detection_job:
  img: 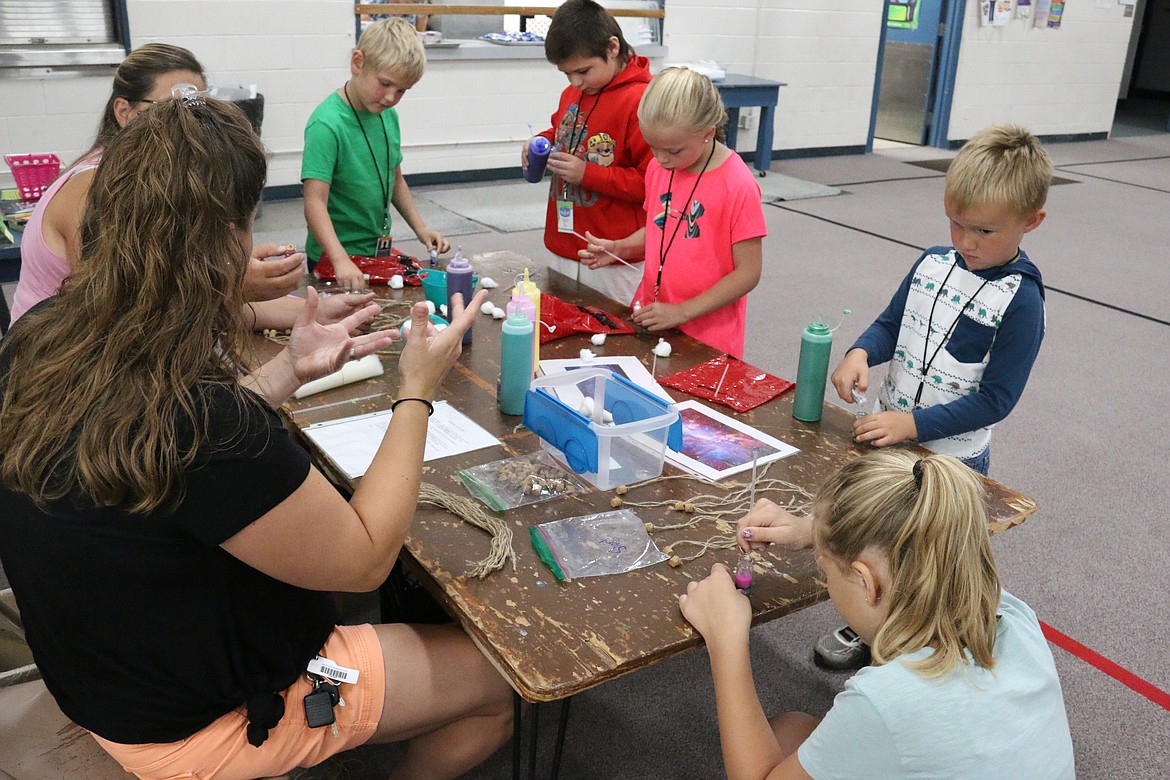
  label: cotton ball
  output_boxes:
[590,333,607,346]
[602,410,614,424]
[579,397,595,416]
[480,301,496,315]
[439,304,448,318]
[491,307,506,320]
[424,300,435,315]
[652,338,672,358]
[479,276,499,289]
[388,274,404,289]
[579,348,595,363]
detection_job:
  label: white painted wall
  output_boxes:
[0,0,1145,192]
[948,0,1137,139]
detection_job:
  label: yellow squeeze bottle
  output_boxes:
[513,269,541,372]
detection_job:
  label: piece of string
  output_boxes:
[613,461,815,570]
[418,482,517,578]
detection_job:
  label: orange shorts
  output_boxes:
[92,623,385,780]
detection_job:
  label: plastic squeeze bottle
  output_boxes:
[445,247,475,344]
[498,312,535,415]
[512,269,541,371]
[792,315,834,422]
[524,137,552,183]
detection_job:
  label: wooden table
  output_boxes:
[267,250,1036,776]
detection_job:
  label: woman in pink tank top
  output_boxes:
[10,44,207,323]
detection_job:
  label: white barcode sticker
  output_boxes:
[307,655,360,685]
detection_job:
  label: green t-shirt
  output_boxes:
[301,91,404,261]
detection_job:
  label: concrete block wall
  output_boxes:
[662,0,882,152]
[0,0,1143,191]
[949,0,1137,139]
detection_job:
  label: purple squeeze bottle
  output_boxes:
[524,137,551,183]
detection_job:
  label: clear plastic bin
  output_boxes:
[523,367,681,490]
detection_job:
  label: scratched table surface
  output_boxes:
[258,250,1037,703]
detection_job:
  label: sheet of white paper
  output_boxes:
[304,401,499,480]
[538,356,673,408]
[665,400,799,481]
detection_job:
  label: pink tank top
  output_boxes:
[9,154,102,323]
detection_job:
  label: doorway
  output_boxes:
[872,0,964,147]
[1118,0,1170,134]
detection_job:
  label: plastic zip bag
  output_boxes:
[458,450,591,512]
[529,509,668,581]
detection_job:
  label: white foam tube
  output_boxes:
[293,354,384,399]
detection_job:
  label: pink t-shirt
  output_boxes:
[10,154,102,323]
[635,151,766,358]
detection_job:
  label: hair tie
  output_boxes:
[171,82,207,107]
[912,459,925,490]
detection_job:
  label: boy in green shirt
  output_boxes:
[302,18,448,289]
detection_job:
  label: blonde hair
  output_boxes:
[638,67,728,143]
[0,98,267,514]
[946,124,1053,217]
[813,450,1001,677]
[358,18,426,83]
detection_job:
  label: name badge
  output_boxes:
[556,200,574,233]
[375,235,393,258]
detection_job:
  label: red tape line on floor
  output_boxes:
[1040,620,1170,712]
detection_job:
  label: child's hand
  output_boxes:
[546,151,586,185]
[520,140,531,170]
[852,410,917,447]
[331,257,367,290]
[243,246,304,302]
[288,287,395,383]
[578,230,619,270]
[416,228,450,256]
[315,290,379,330]
[632,301,689,331]
[678,564,751,644]
[737,499,814,553]
[831,348,870,404]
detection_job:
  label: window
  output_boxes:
[0,0,129,77]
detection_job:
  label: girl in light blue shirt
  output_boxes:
[678,450,1075,780]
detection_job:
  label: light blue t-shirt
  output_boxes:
[798,592,1075,779]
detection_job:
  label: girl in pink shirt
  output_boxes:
[580,67,766,358]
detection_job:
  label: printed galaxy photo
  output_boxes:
[666,401,799,480]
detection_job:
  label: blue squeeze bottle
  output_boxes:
[524,137,551,183]
[445,247,475,344]
[498,312,535,415]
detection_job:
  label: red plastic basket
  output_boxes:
[4,153,62,202]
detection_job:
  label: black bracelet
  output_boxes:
[391,397,435,416]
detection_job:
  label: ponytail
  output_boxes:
[814,450,1001,676]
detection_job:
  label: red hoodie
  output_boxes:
[538,54,652,262]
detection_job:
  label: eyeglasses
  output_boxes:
[134,83,209,106]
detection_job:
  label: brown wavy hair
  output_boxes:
[813,450,1001,677]
[78,42,206,164]
[0,97,267,513]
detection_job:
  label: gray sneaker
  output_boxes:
[814,626,870,671]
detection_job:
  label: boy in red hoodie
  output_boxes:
[522,0,652,303]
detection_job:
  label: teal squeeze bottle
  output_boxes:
[499,312,535,415]
[792,316,834,422]
[445,247,474,344]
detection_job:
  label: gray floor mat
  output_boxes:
[423,183,550,233]
[758,173,842,201]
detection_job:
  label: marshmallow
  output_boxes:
[652,338,672,357]
[388,274,404,289]
[590,333,607,346]
[479,277,499,289]
[579,348,595,362]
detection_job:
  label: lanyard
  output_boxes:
[559,88,604,199]
[653,142,717,302]
[914,258,992,406]
[344,81,391,233]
